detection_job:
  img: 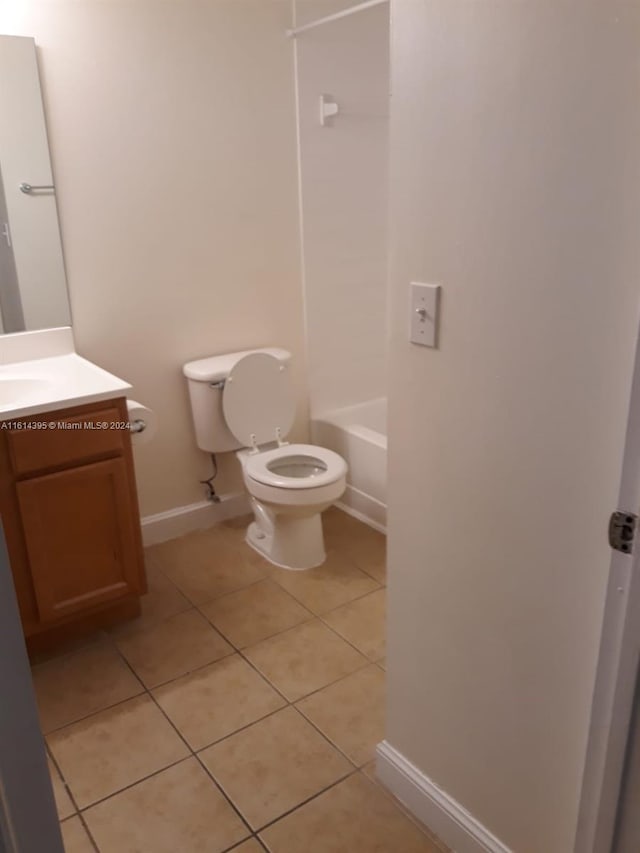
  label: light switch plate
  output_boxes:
[410,282,440,347]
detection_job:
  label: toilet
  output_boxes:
[183,348,347,570]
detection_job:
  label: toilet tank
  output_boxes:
[183,347,291,454]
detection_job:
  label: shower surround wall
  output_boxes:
[294,0,389,528]
[294,0,389,417]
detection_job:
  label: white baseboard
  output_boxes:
[376,742,512,853]
[141,493,251,546]
[336,484,386,533]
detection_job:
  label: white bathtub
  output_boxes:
[311,397,387,531]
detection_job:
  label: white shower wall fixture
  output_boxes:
[294,0,390,529]
[287,0,389,38]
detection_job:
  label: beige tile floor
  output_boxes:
[34,508,447,853]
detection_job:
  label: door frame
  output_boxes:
[575,320,640,853]
[0,520,63,853]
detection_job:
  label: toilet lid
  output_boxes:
[222,353,296,447]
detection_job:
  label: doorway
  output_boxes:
[613,668,640,852]
[0,521,63,853]
[576,321,640,853]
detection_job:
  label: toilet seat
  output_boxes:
[245,443,347,490]
[224,353,346,492]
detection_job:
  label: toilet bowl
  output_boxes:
[183,348,348,570]
[238,443,347,569]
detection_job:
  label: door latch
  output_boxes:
[609,511,638,554]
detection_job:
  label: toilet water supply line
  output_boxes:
[200,453,221,503]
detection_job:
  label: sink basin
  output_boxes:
[0,352,131,420]
[0,377,53,408]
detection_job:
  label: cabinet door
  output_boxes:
[16,458,142,623]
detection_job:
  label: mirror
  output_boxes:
[0,35,70,333]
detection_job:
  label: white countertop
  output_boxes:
[0,353,131,420]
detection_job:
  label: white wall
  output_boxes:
[295,0,388,415]
[0,35,69,330]
[385,2,640,852]
[0,1,307,516]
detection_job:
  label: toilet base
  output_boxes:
[245,515,326,571]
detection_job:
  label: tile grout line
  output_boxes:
[45,513,387,847]
[204,617,374,768]
[39,619,252,836]
[177,592,370,713]
[62,610,368,835]
[45,634,371,760]
[267,580,384,622]
[192,753,256,847]
[122,515,384,668]
[111,598,376,705]
[75,755,192,814]
[45,621,380,759]
[109,645,256,840]
[179,573,274,610]
[150,514,384,611]
[315,609,386,663]
[154,543,388,840]
[49,733,99,853]
[254,761,440,849]
[146,521,273,604]
[178,616,381,790]
[193,584,385,695]
[255,769,362,838]
[176,611,368,771]
[75,810,100,852]
[292,700,379,769]
[42,685,146,738]
[48,603,382,781]
[31,630,112,669]
[362,764,453,851]
[220,765,360,839]
[46,743,91,847]
[207,591,384,687]
[194,572,303,609]
[354,565,386,584]
[134,644,237,691]
[56,705,385,852]
[42,623,381,743]
[175,564,382,625]
[222,837,267,853]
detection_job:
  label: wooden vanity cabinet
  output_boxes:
[0,397,146,653]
